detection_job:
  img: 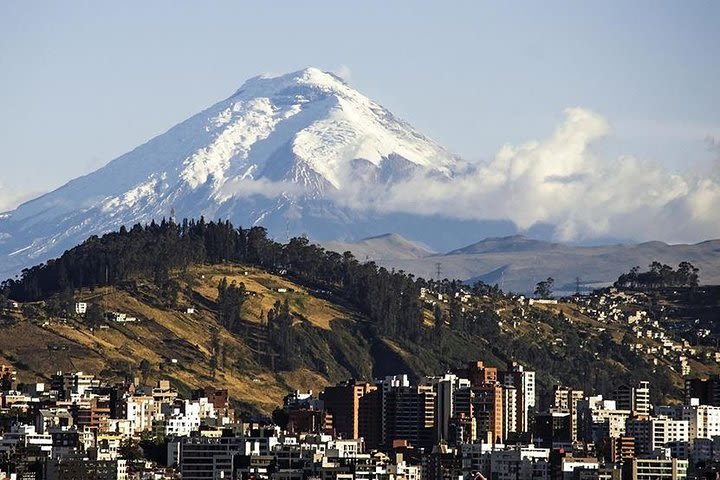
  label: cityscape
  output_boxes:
[2,2,719,480]
[1,357,720,479]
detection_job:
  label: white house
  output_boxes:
[74,302,87,315]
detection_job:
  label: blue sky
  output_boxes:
[1,0,719,212]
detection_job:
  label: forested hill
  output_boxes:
[0,218,712,410]
[3,218,424,341]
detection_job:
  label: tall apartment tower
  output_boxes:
[358,388,383,449]
[685,376,720,406]
[613,381,651,416]
[380,374,411,445]
[423,374,472,442]
[472,383,504,444]
[502,362,536,433]
[464,361,498,387]
[502,385,518,441]
[321,380,377,439]
[551,385,584,441]
[384,385,437,449]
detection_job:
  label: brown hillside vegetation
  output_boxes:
[0,264,358,414]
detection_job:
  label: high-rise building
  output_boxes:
[502,362,536,433]
[502,385,518,441]
[358,387,382,449]
[610,435,636,463]
[535,411,572,448]
[423,374,471,442]
[472,383,504,444]
[380,374,411,445]
[321,380,377,440]
[612,381,651,416]
[626,416,689,458]
[178,436,246,480]
[384,385,436,449]
[655,404,720,441]
[552,385,584,442]
[685,376,720,407]
[464,361,498,387]
[621,458,688,480]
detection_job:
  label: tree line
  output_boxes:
[614,261,700,290]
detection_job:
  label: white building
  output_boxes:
[656,404,720,441]
[488,445,550,480]
[126,395,157,433]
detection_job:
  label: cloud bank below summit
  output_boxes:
[358,107,720,243]
[234,107,719,244]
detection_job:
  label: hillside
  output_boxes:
[1,221,718,414]
[3,267,718,415]
[0,265,346,414]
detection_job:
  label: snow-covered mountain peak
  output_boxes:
[235,67,351,99]
[0,68,460,279]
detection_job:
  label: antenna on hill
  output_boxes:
[576,276,581,295]
[285,220,290,242]
[435,262,442,280]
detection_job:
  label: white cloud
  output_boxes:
[329,107,720,243]
[0,184,40,213]
[334,64,352,81]
[215,177,302,202]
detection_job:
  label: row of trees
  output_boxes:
[615,261,700,290]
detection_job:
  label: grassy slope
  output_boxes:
[1,264,718,414]
[0,264,355,414]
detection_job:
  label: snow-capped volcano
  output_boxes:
[0,67,459,278]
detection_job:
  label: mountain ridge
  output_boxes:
[330,233,720,293]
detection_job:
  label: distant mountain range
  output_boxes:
[325,234,720,294]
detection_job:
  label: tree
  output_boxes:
[534,277,554,298]
[86,303,104,330]
[267,299,295,370]
[0,290,6,316]
[119,438,144,461]
[209,327,220,378]
[139,359,151,384]
[449,299,465,332]
[217,279,246,331]
[432,304,447,354]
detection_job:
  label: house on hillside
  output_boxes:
[107,312,137,323]
[75,302,87,315]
